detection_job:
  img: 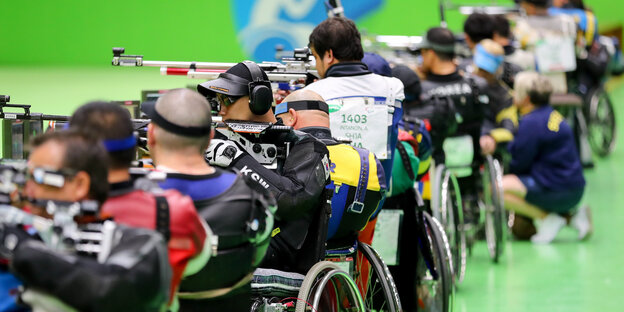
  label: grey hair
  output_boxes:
[153,88,212,154]
[513,71,553,105]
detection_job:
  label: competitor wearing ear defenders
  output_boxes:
[198,62,332,274]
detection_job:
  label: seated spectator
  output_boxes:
[502,72,591,244]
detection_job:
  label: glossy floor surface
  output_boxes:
[455,80,624,312]
[0,67,622,312]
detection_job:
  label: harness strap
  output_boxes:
[177,272,254,300]
[396,142,416,181]
[155,196,170,241]
[348,148,370,214]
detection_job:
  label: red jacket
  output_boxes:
[101,182,208,304]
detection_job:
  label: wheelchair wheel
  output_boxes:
[481,155,506,263]
[587,87,616,157]
[355,243,402,312]
[295,261,364,312]
[431,164,467,285]
[417,211,454,312]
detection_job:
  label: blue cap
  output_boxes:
[362,52,392,77]
[474,44,504,74]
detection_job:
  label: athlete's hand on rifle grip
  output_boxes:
[0,223,30,260]
[205,139,245,168]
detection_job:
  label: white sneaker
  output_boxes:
[571,204,593,240]
[531,214,566,244]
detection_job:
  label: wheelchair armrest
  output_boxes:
[550,93,584,108]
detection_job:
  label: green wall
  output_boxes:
[1,0,621,66]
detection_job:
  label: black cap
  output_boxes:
[197,62,270,98]
[391,65,421,100]
[520,0,549,7]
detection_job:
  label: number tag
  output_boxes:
[329,99,389,159]
[443,135,474,178]
[371,209,403,266]
[535,35,577,73]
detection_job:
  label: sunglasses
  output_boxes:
[27,166,78,188]
[215,93,239,109]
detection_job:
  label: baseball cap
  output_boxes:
[197,62,269,98]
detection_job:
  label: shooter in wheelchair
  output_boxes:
[0,130,172,312]
[405,26,510,285]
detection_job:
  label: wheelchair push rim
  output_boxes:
[417,211,455,312]
[434,165,467,285]
[481,155,506,263]
[295,261,365,312]
[587,88,616,157]
[355,242,402,312]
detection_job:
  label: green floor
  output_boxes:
[1,67,622,311]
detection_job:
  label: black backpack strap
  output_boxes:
[155,196,171,241]
[396,142,416,181]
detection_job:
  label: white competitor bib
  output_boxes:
[328,97,392,159]
[535,35,577,73]
[443,135,474,178]
[371,209,403,266]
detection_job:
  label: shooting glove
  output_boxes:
[205,139,245,168]
[0,224,31,260]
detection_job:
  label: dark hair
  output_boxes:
[426,27,456,61]
[522,0,549,8]
[464,13,495,43]
[567,0,586,9]
[309,17,364,62]
[31,130,109,203]
[70,102,134,170]
[493,15,511,38]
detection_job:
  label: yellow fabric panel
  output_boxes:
[585,11,596,46]
[326,144,382,191]
[422,180,431,200]
[496,106,518,127]
[490,128,514,143]
[418,155,432,176]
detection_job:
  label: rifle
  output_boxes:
[0,95,70,122]
[111,47,319,83]
[0,161,107,257]
[325,0,345,18]
[212,119,293,170]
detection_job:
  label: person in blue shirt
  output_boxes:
[502,72,591,244]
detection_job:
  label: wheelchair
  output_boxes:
[250,240,402,312]
[430,134,507,267]
[585,85,617,157]
[376,187,454,312]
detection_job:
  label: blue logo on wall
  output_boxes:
[232,0,383,61]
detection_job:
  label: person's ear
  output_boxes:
[324,49,335,64]
[71,171,90,201]
[147,123,156,147]
[289,108,298,126]
[210,128,215,140]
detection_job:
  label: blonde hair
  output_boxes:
[479,39,504,56]
[513,71,553,105]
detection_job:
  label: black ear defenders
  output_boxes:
[242,61,274,115]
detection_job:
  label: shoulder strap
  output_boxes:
[154,196,170,241]
[396,142,416,181]
[348,147,370,214]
